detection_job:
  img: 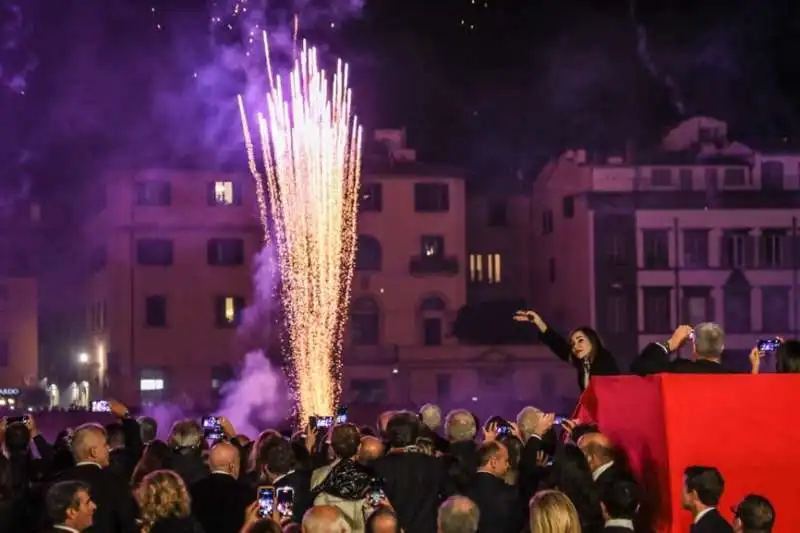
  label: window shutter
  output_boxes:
[207,182,216,206]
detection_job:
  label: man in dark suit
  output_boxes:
[465,440,523,533]
[266,437,312,524]
[44,480,96,532]
[732,494,775,533]
[56,424,138,533]
[632,323,734,375]
[419,403,450,454]
[578,433,634,487]
[190,441,253,533]
[682,466,733,533]
[599,480,639,532]
[443,409,479,493]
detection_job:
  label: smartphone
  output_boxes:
[91,400,110,413]
[276,486,295,521]
[689,329,696,341]
[554,416,567,426]
[201,415,223,441]
[757,338,782,353]
[315,416,333,430]
[496,423,512,436]
[257,486,275,518]
[366,482,386,507]
[6,415,27,424]
[335,406,348,424]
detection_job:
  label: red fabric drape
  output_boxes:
[574,375,800,533]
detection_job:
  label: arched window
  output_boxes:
[419,296,447,346]
[350,296,380,345]
[355,235,382,271]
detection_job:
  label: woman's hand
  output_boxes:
[513,310,547,332]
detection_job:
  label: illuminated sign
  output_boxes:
[0,388,20,396]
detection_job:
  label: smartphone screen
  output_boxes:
[257,486,275,518]
[335,406,348,424]
[554,416,567,426]
[496,423,512,436]
[6,415,25,424]
[276,486,295,521]
[316,416,333,430]
[366,483,385,507]
[757,338,782,353]
[201,416,223,441]
[91,400,110,413]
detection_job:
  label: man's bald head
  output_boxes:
[358,436,385,464]
[578,432,615,471]
[302,505,351,533]
[438,496,479,533]
[366,507,400,533]
[209,441,240,477]
[71,423,109,467]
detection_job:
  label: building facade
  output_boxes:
[531,116,800,370]
[0,277,38,389]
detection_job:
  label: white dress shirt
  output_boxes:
[694,507,715,524]
[53,525,80,533]
[605,518,634,530]
[592,460,615,481]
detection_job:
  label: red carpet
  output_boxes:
[574,375,799,533]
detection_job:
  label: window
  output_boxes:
[469,254,483,283]
[606,293,626,333]
[651,168,673,186]
[721,231,752,269]
[760,229,787,268]
[355,235,382,271]
[145,295,167,327]
[423,318,442,346]
[436,374,451,402]
[207,238,245,266]
[761,286,790,332]
[724,284,751,333]
[608,234,628,265]
[486,254,501,283]
[211,364,234,391]
[137,239,173,266]
[548,257,556,284]
[350,297,379,345]
[215,296,245,327]
[139,369,167,403]
[704,168,719,189]
[414,183,449,212]
[642,229,670,269]
[679,169,693,190]
[562,196,575,219]
[683,230,709,268]
[682,287,713,324]
[135,181,171,206]
[421,235,445,258]
[90,246,107,272]
[488,201,507,226]
[542,210,554,235]
[359,183,383,212]
[0,340,7,367]
[208,181,241,206]
[761,161,784,190]
[350,379,387,403]
[140,378,164,391]
[723,168,747,187]
[643,287,671,333]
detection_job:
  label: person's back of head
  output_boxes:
[105,422,126,450]
[138,416,158,443]
[330,423,361,460]
[599,481,639,521]
[265,438,295,477]
[497,434,522,470]
[776,340,800,373]
[168,420,203,451]
[694,322,725,360]
[385,412,420,448]
[684,466,725,507]
[302,505,352,533]
[444,410,476,443]
[419,403,442,431]
[515,406,543,441]
[242,518,283,533]
[365,506,400,533]
[437,496,479,533]
[529,490,581,533]
[71,423,106,463]
[734,494,775,533]
[4,421,30,456]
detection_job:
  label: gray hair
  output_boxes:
[71,423,106,461]
[438,496,480,533]
[694,322,725,358]
[302,505,352,533]
[168,419,203,448]
[137,416,158,443]
[444,409,476,442]
[516,406,543,440]
[419,403,442,430]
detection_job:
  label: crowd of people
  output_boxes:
[0,315,789,533]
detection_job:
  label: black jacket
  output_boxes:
[190,472,253,533]
[631,343,734,375]
[538,328,620,391]
[691,509,733,533]
[55,463,138,533]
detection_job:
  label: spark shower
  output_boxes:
[238,32,363,423]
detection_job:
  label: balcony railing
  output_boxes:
[341,344,399,364]
[408,255,459,276]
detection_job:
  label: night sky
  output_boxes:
[2,0,800,203]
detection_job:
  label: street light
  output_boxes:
[78,352,89,365]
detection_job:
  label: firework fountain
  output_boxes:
[238,32,362,423]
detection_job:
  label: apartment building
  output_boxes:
[531,116,800,370]
[0,277,38,390]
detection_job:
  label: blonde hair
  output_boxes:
[136,470,191,533]
[529,490,582,533]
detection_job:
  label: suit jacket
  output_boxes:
[56,463,138,533]
[631,343,733,375]
[691,509,733,533]
[274,470,312,524]
[371,451,454,533]
[539,328,619,391]
[604,526,635,533]
[594,462,635,487]
[465,472,524,533]
[190,472,253,533]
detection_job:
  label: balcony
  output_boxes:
[341,344,399,365]
[408,255,460,276]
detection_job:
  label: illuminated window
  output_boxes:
[140,379,164,391]
[469,254,483,282]
[487,254,501,283]
[215,296,245,327]
[469,254,501,284]
[208,181,241,206]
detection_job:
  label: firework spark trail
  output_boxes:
[239,33,362,422]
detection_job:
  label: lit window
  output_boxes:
[139,379,164,391]
[224,297,236,323]
[469,254,483,282]
[214,181,234,205]
[487,254,502,283]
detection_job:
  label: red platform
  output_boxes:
[574,375,800,533]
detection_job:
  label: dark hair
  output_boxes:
[241,518,282,533]
[599,481,639,520]
[776,340,800,373]
[569,326,605,361]
[105,422,126,449]
[385,412,420,448]
[45,480,90,524]
[735,494,775,533]
[476,441,504,468]
[266,438,295,476]
[4,422,31,455]
[366,506,401,533]
[571,424,600,444]
[359,425,376,437]
[330,424,361,459]
[545,444,603,532]
[131,440,171,487]
[684,466,725,506]
[138,416,158,442]
[497,434,523,470]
